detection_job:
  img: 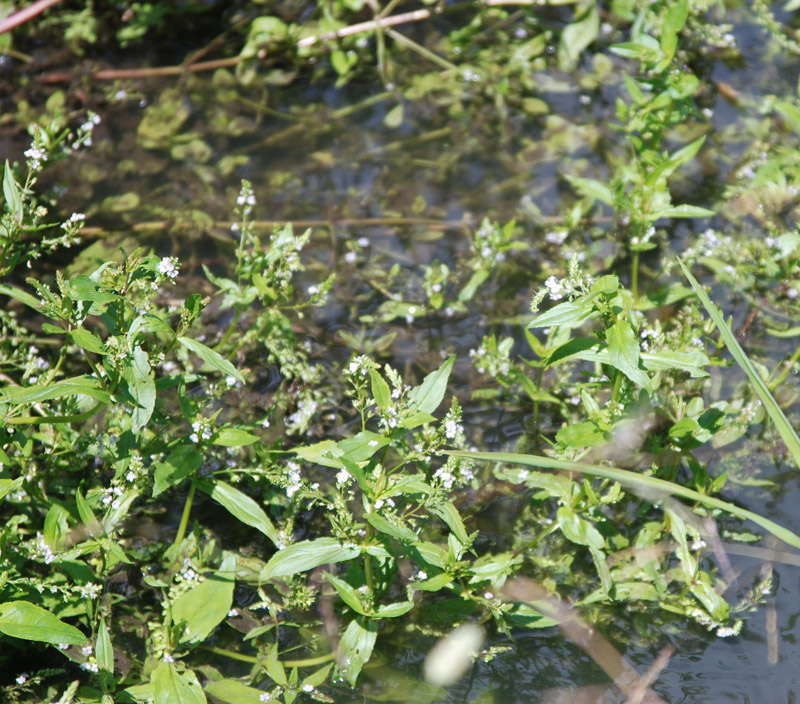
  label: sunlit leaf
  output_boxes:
[408,355,455,415]
[178,337,244,383]
[172,552,236,645]
[195,479,279,546]
[337,618,378,686]
[0,601,85,645]
[123,345,156,432]
[448,450,800,550]
[261,538,360,580]
[152,662,207,704]
[679,259,800,469]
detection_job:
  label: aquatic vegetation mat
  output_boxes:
[2,0,800,702]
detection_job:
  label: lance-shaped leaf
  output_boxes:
[0,601,86,645]
[195,479,279,547]
[261,538,361,580]
[408,355,455,414]
[679,259,800,469]
[447,450,800,550]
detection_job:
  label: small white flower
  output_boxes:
[82,645,93,656]
[16,674,28,684]
[157,256,179,279]
[163,653,174,663]
[357,237,369,247]
[344,251,357,263]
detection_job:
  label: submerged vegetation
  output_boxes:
[3,0,800,701]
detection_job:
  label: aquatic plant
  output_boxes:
[2,1,800,702]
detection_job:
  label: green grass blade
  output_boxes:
[678,259,800,469]
[446,450,800,550]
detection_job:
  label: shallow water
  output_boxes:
[8,3,800,702]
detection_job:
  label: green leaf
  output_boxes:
[659,0,687,65]
[212,428,258,446]
[264,643,288,686]
[430,501,469,543]
[76,488,102,535]
[294,439,342,468]
[365,511,417,542]
[339,431,390,462]
[326,573,368,615]
[96,619,114,676]
[400,411,437,430]
[71,327,105,354]
[3,160,23,223]
[646,135,706,187]
[261,538,361,580]
[564,175,614,205]
[651,204,715,220]
[606,319,651,391]
[0,601,85,645]
[153,443,203,497]
[679,259,800,470]
[0,478,22,501]
[408,355,455,415]
[558,2,599,71]
[121,683,155,702]
[557,506,605,550]
[178,337,244,383]
[777,99,800,137]
[337,618,378,686]
[152,662,207,704]
[448,450,800,550]
[0,282,42,309]
[203,680,266,704]
[641,350,710,378]
[556,421,607,449]
[195,480,279,546]
[412,541,447,569]
[528,301,594,329]
[1,376,111,405]
[123,346,156,432]
[384,103,404,128]
[374,601,414,618]
[172,552,236,645]
[370,369,392,409]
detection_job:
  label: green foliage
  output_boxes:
[5,1,800,701]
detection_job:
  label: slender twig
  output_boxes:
[36,1,540,84]
[0,0,65,36]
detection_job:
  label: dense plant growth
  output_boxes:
[2,0,800,702]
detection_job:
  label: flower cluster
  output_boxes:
[469,335,512,378]
[190,416,214,443]
[236,180,257,218]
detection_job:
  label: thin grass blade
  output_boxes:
[678,259,800,469]
[446,450,800,550]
